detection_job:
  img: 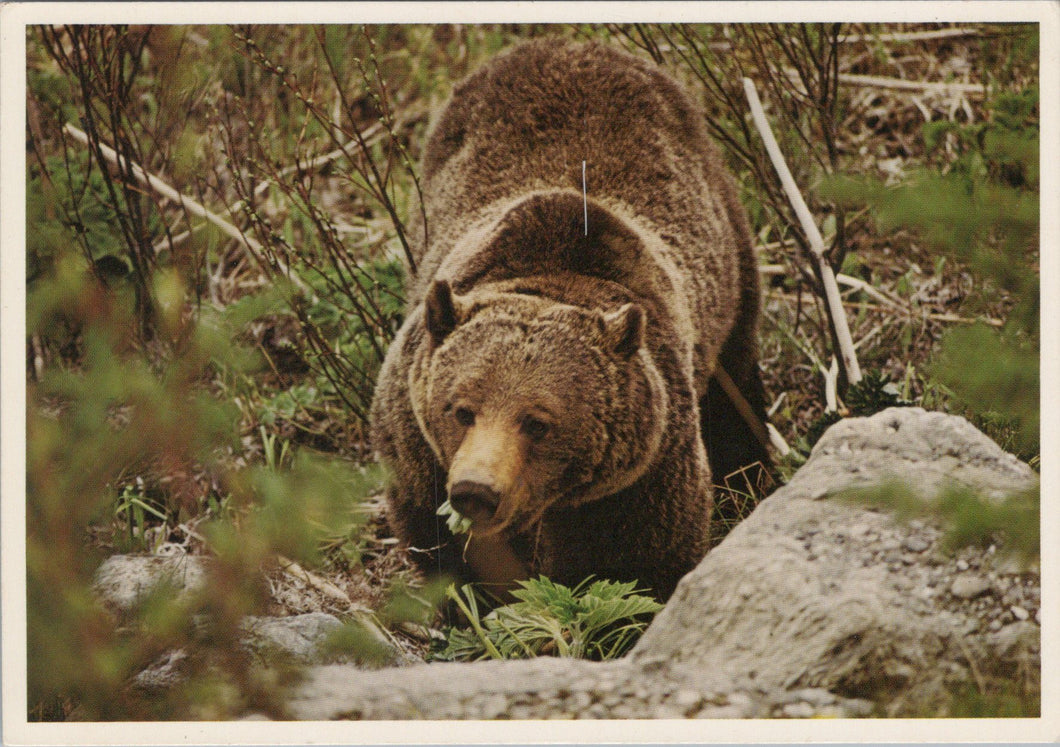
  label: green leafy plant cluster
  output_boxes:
[436,577,663,662]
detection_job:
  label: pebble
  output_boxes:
[956,559,970,571]
[652,705,686,719]
[671,689,702,709]
[727,692,753,710]
[902,536,931,553]
[1011,606,1029,621]
[698,704,746,718]
[843,699,875,717]
[782,702,816,718]
[950,574,991,599]
[781,688,836,707]
[478,694,509,719]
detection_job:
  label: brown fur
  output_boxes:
[371,40,768,601]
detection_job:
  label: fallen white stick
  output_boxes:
[836,73,985,97]
[760,263,906,310]
[824,356,840,414]
[743,78,862,384]
[835,27,979,44]
[784,69,985,97]
[767,423,791,457]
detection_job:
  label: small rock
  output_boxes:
[478,694,509,720]
[726,692,753,710]
[569,691,592,712]
[1011,605,1030,621]
[950,574,991,599]
[782,701,816,718]
[671,689,702,709]
[774,688,836,707]
[698,704,745,718]
[587,703,609,718]
[241,612,347,666]
[841,699,875,718]
[132,649,189,691]
[651,705,686,719]
[989,618,1003,632]
[94,554,209,613]
[902,536,930,553]
[989,621,1040,657]
[956,559,970,571]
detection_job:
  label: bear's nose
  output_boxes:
[449,480,501,522]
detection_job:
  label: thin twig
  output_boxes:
[63,121,317,301]
[762,308,826,372]
[766,391,787,419]
[253,121,385,198]
[743,78,862,384]
[761,263,905,310]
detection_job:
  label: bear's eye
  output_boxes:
[521,415,550,441]
[454,407,475,427]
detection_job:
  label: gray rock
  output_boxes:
[988,621,1040,658]
[241,612,345,665]
[274,409,1037,719]
[950,574,992,599]
[132,649,190,692]
[902,536,931,553]
[782,701,816,718]
[93,554,209,614]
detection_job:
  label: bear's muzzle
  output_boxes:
[449,479,501,523]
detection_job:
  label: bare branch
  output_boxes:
[63,121,317,301]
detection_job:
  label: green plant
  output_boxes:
[113,484,169,553]
[436,577,663,662]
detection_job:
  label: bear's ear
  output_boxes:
[599,303,645,359]
[425,279,463,346]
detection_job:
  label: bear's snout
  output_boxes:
[449,480,501,522]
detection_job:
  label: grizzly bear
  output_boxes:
[370,39,769,601]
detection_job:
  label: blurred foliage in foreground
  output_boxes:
[821,65,1040,461]
[27,252,382,719]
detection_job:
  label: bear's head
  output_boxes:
[413,279,669,535]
